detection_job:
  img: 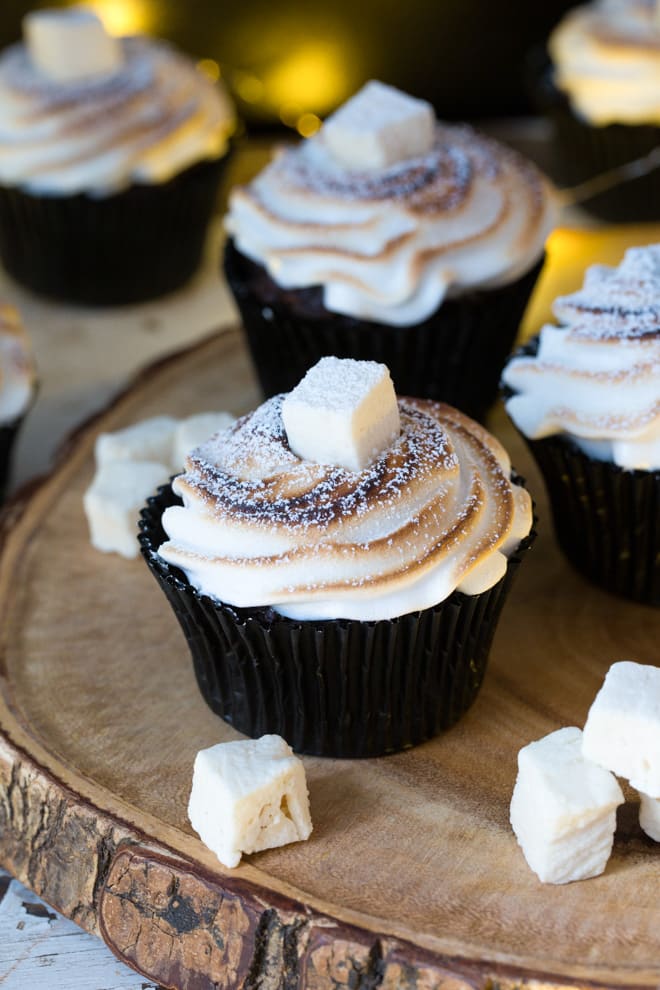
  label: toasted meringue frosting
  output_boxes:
[0,36,235,195]
[157,397,532,621]
[549,0,660,125]
[225,122,555,327]
[0,304,35,424]
[503,244,660,470]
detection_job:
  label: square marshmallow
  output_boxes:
[281,357,400,472]
[95,416,178,469]
[323,80,435,170]
[84,460,171,559]
[510,726,623,884]
[188,735,313,869]
[582,661,660,797]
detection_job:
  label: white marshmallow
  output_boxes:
[95,416,178,470]
[582,661,660,797]
[639,792,660,842]
[322,80,435,171]
[24,8,123,83]
[172,412,236,470]
[282,357,400,472]
[510,726,623,884]
[84,460,170,559]
[188,735,313,869]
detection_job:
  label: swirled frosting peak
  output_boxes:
[157,393,532,621]
[502,244,660,470]
[549,0,660,125]
[0,31,235,194]
[225,112,555,326]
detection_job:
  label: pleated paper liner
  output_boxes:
[224,239,544,424]
[530,53,660,223]
[0,154,230,306]
[139,483,535,758]
[503,338,660,607]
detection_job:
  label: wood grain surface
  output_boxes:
[0,327,659,990]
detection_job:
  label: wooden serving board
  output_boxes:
[1,326,659,990]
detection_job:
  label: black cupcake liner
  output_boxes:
[0,418,21,502]
[139,482,534,758]
[224,239,544,423]
[0,154,230,306]
[503,338,660,606]
[531,53,660,222]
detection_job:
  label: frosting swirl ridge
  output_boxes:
[225,123,555,326]
[157,396,532,620]
[549,0,660,125]
[502,244,660,469]
[0,36,235,194]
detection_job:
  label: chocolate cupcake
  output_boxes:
[0,8,236,305]
[502,244,660,605]
[0,304,36,500]
[140,357,534,757]
[223,81,555,422]
[540,0,660,221]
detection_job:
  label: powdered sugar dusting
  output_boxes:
[554,245,660,340]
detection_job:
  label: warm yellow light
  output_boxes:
[279,102,303,128]
[520,223,660,340]
[233,71,264,105]
[262,42,349,116]
[296,112,322,138]
[81,0,155,35]
[197,58,221,83]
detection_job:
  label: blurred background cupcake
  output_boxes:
[224,81,556,422]
[502,243,660,606]
[140,357,535,757]
[0,6,236,305]
[0,303,35,500]
[537,0,660,222]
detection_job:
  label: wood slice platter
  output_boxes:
[1,325,659,990]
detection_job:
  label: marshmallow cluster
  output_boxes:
[84,410,235,559]
[511,661,660,884]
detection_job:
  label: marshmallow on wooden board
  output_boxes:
[173,412,236,470]
[639,792,660,842]
[322,80,435,170]
[24,8,123,83]
[582,661,660,797]
[84,460,171,559]
[95,416,178,470]
[510,726,623,884]
[281,357,400,472]
[188,735,313,869]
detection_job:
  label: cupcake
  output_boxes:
[224,80,555,423]
[0,8,236,305]
[541,0,660,221]
[0,303,36,500]
[502,244,660,605]
[140,356,534,757]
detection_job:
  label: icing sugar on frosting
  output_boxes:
[549,0,660,125]
[157,396,532,621]
[0,35,235,194]
[502,244,660,470]
[225,120,555,327]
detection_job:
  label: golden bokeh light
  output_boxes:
[296,112,322,138]
[79,0,155,35]
[261,42,349,116]
[197,58,221,82]
[233,70,265,105]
